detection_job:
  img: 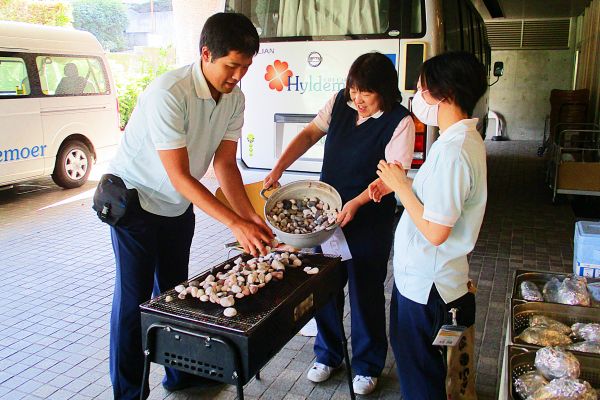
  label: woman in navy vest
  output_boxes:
[264,52,415,395]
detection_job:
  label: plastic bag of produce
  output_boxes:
[529,378,596,400]
[529,315,571,335]
[543,278,561,303]
[521,281,543,302]
[565,340,600,355]
[517,326,572,347]
[513,370,548,399]
[558,275,591,306]
[534,347,580,380]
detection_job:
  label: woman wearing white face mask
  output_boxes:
[369,51,488,399]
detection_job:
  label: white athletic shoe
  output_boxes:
[306,362,339,383]
[353,375,378,395]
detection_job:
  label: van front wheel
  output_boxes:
[52,140,92,189]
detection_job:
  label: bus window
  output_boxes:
[231,0,389,37]
[405,0,423,35]
[442,0,462,52]
[473,19,482,62]
[0,57,30,96]
[458,0,472,53]
[36,55,108,96]
[226,0,428,39]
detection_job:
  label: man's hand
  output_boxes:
[263,169,282,190]
[249,213,274,238]
[368,178,393,203]
[231,218,274,257]
[376,160,410,194]
[337,198,361,227]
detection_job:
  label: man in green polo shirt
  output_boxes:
[106,13,273,399]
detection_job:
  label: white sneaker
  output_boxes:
[306,362,338,383]
[353,375,378,395]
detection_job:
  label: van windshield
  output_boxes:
[226,0,423,39]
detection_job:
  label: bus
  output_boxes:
[0,22,120,189]
[224,0,495,175]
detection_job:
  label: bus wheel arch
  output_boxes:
[52,135,94,189]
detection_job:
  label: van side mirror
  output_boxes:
[493,61,504,77]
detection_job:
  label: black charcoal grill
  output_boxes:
[139,252,355,400]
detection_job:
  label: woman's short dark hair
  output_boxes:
[199,13,259,59]
[343,52,401,113]
[419,51,487,116]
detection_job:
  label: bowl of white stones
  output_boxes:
[261,180,342,249]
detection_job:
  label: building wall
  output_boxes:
[171,0,225,66]
[125,10,174,48]
[489,49,575,140]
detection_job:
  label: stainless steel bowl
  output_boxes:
[261,180,342,249]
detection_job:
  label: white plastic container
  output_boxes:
[573,220,600,278]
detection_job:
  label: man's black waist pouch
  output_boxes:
[92,174,137,226]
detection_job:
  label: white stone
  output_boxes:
[224,307,237,317]
[220,295,235,308]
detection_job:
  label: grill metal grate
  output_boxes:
[141,252,340,334]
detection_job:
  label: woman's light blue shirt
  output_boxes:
[393,119,487,304]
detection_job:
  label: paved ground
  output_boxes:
[0,140,578,399]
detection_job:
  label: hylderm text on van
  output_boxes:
[0,145,47,162]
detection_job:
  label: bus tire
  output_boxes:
[52,140,92,189]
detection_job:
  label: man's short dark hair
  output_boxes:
[343,52,401,113]
[199,13,259,59]
[420,51,487,116]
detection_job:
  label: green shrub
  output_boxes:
[72,0,128,52]
[116,48,173,129]
[0,0,72,26]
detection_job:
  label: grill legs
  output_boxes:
[337,307,356,400]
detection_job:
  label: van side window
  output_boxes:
[0,57,30,96]
[36,56,108,96]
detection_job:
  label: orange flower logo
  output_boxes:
[264,60,294,91]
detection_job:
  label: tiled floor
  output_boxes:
[0,140,577,399]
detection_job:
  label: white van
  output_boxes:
[0,21,121,188]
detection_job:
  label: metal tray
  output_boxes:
[512,269,600,306]
[510,300,600,349]
[507,345,600,400]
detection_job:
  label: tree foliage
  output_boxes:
[0,0,71,26]
[116,48,174,129]
[71,0,128,52]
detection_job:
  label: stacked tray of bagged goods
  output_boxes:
[498,269,600,399]
[506,345,600,400]
[512,269,600,307]
[510,300,600,354]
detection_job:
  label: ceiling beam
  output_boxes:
[483,0,505,18]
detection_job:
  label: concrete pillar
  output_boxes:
[171,0,225,66]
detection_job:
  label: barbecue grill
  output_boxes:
[139,252,355,400]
